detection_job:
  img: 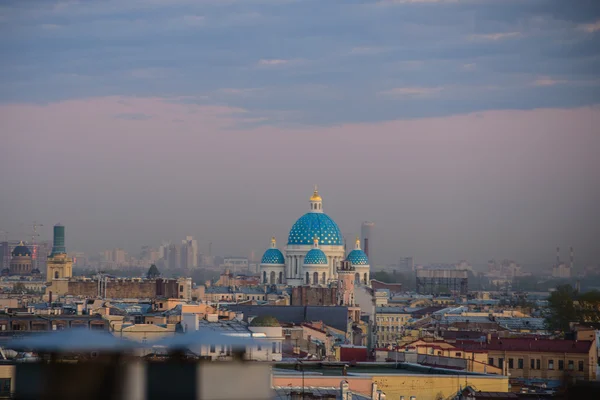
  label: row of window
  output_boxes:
[489,357,584,372]
[375,325,404,332]
[377,316,409,322]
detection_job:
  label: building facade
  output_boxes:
[486,337,597,383]
[46,224,73,282]
[260,188,370,287]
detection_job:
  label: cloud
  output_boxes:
[349,46,391,55]
[469,32,522,41]
[462,63,477,71]
[114,113,153,120]
[257,59,290,67]
[578,20,600,33]
[179,15,205,26]
[380,86,445,97]
[40,24,62,30]
[216,87,263,95]
[532,76,567,87]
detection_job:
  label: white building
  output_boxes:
[260,188,370,287]
[180,314,283,362]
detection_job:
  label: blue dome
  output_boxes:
[261,248,285,265]
[347,249,369,265]
[304,248,328,265]
[12,244,31,257]
[288,213,343,246]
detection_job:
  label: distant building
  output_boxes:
[6,242,33,276]
[260,189,357,287]
[181,236,198,268]
[167,244,181,269]
[398,257,413,271]
[552,263,571,279]
[222,257,249,272]
[416,269,468,295]
[46,224,73,281]
[47,276,192,300]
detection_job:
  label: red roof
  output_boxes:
[486,337,594,354]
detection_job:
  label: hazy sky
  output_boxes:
[1,0,599,268]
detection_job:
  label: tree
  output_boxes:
[576,290,600,324]
[546,284,579,332]
[147,264,161,279]
[12,282,26,293]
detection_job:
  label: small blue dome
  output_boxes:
[261,248,285,265]
[288,213,343,246]
[12,244,31,257]
[347,249,369,265]
[304,248,328,265]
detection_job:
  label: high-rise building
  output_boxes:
[398,257,414,271]
[113,248,126,265]
[360,221,375,266]
[182,236,198,268]
[168,244,181,269]
[180,242,194,269]
[46,224,73,281]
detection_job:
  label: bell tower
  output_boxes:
[46,224,73,281]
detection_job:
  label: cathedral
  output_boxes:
[260,188,370,287]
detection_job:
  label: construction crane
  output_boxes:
[22,222,43,271]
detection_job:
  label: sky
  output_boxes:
[1,0,599,269]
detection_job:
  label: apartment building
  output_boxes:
[485,337,597,382]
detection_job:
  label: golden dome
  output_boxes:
[310,185,322,202]
[271,236,276,245]
[355,236,360,246]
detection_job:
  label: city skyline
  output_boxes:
[1,1,599,267]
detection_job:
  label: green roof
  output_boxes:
[250,315,280,327]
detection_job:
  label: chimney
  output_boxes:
[570,246,574,270]
[340,381,350,400]
[371,383,378,400]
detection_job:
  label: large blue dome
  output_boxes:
[304,248,328,265]
[261,248,285,265]
[288,213,343,246]
[12,244,31,257]
[347,249,369,265]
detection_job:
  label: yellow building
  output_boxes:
[371,373,509,400]
[374,307,413,348]
[0,364,15,397]
[486,337,597,382]
[398,339,502,374]
[46,224,73,282]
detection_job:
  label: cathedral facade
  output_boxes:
[260,188,370,287]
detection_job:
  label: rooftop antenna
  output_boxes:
[556,246,560,266]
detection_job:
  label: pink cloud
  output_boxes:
[379,86,445,97]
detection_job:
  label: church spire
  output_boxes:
[309,186,323,213]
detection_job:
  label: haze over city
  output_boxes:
[1,1,599,267]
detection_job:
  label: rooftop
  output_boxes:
[273,386,371,400]
[486,337,594,354]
